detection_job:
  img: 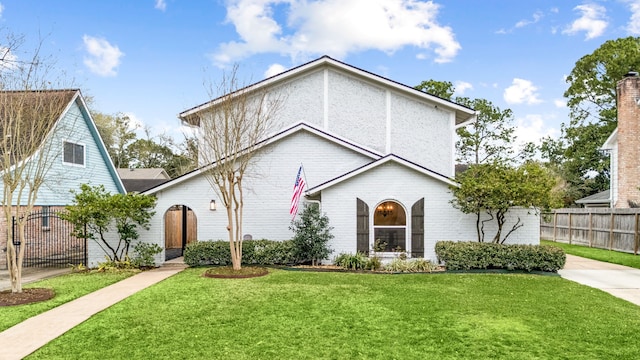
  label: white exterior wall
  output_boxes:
[389,93,454,176]
[320,162,540,262]
[326,70,388,154]
[139,129,376,261]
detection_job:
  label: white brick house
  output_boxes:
[131,56,539,266]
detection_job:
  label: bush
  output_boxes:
[289,204,334,265]
[435,241,566,272]
[334,252,368,270]
[183,240,297,267]
[365,256,383,271]
[383,258,438,273]
[131,243,162,268]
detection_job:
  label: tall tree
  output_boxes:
[415,80,517,240]
[192,65,283,270]
[0,31,73,293]
[414,80,516,165]
[546,36,640,204]
[93,112,138,169]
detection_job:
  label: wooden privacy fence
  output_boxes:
[540,208,640,255]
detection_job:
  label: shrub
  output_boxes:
[334,252,368,270]
[131,242,163,268]
[365,256,383,271]
[289,204,334,265]
[435,241,566,272]
[183,240,297,267]
[384,258,438,273]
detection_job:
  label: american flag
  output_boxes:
[290,165,306,219]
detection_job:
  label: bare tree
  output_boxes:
[184,65,283,270]
[0,31,73,293]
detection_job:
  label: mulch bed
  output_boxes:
[0,288,55,306]
[203,266,270,279]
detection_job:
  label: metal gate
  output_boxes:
[12,209,86,268]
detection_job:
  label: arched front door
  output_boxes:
[164,205,197,260]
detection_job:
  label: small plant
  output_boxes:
[69,263,87,272]
[365,256,383,271]
[334,252,368,270]
[373,239,387,252]
[96,256,137,272]
[384,258,438,273]
[131,242,162,268]
[385,258,410,272]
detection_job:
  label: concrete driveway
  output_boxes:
[559,254,640,306]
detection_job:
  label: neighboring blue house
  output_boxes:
[0,89,125,268]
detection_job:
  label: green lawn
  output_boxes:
[542,239,640,269]
[29,269,640,360]
[0,271,135,331]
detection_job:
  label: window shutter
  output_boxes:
[411,198,424,258]
[356,198,369,255]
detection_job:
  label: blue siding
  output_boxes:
[1,95,124,206]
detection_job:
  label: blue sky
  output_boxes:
[2,0,639,148]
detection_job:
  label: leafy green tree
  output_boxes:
[544,37,640,204]
[92,112,138,168]
[62,184,156,262]
[414,80,516,165]
[450,162,561,243]
[289,203,334,266]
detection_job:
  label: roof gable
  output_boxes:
[179,56,475,126]
[143,121,382,194]
[602,128,618,150]
[306,154,457,196]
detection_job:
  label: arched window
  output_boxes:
[373,200,406,252]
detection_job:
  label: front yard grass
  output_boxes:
[29,268,640,359]
[542,239,640,269]
[0,271,136,331]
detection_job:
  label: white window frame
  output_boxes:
[62,140,86,167]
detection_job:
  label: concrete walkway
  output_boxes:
[559,254,640,306]
[0,259,186,360]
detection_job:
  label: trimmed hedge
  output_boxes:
[435,241,566,272]
[184,239,297,267]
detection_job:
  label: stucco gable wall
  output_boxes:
[320,162,539,262]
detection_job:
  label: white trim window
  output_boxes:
[63,141,85,166]
[373,200,407,252]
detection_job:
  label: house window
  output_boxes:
[63,141,85,166]
[41,206,50,230]
[373,201,406,252]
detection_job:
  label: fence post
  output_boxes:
[588,212,593,247]
[609,212,614,250]
[553,212,557,241]
[568,212,572,245]
[635,213,639,255]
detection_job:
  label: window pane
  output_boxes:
[374,228,406,252]
[374,201,406,225]
[63,142,74,163]
[63,142,84,165]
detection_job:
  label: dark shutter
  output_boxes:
[411,198,424,258]
[356,198,369,255]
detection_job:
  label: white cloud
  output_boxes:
[213,0,460,66]
[123,112,144,131]
[553,99,566,108]
[515,11,543,28]
[454,81,473,96]
[265,63,287,78]
[0,3,4,18]
[626,0,640,35]
[504,78,542,105]
[0,46,18,71]
[155,0,166,11]
[513,114,560,150]
[563,3,607,40]
[82,35,124,77]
